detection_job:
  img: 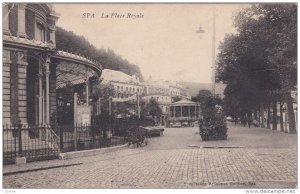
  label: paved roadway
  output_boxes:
[3,123,297,189]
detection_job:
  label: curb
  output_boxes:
[3,144,128,175]
[3,163,83,176]
[59,143,128,160]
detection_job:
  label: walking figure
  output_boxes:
[247,117,252,128]
[242,118,247,127]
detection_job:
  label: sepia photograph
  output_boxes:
[1,1,298,192]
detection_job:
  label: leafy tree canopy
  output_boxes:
[216,4,297,119]
[142,98,162,119]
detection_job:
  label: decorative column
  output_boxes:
[48,11,60,43]
[173,106,176,119]
[17,3,27,38]
[49,63,57,118]
[38,63,43,124]
[3,50,11,125]
[180,106,183,118]
[188,106,191,119]
[3,4,11,35]
[86,67,89,106]
[45,57,50,124]
[17,51,28,125]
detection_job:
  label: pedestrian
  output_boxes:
[242,118,246,127]
[247,117,252,128]
[234,117,238,125]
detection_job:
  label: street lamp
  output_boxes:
[211,5,216,97]
[196,5,216,96]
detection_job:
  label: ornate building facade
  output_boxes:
[3,3,102,126]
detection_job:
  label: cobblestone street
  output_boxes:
[3,123,297,189]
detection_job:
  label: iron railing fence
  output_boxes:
[3,122,60,165]
[59,123,128,153]
[3,118,150,165]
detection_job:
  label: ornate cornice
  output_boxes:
[3,34,56,50]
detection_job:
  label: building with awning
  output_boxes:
[168,99,201,126]
[3,3,103,126]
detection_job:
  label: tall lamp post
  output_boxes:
[196,5,216,96]
[211,5,216,97]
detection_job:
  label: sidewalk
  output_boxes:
[3,143,128,175]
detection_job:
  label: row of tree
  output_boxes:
[216,4,297,133]
[55,27,143,81]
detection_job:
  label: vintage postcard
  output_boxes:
[2,2,297,192]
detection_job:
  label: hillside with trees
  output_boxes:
[55,27,143,81]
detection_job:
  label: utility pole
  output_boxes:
[211,5,216,97]
[196,5,216,96]
[137,93,140,119]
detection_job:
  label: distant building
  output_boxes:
[101,69,145,99]
[101,71,195,125]
[145,78,191,101]
[143,78,192,125]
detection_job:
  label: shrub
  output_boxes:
[199,106,228,141]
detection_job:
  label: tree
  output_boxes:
[216,4,297,133]
[193,89,223,121]
[142,98,162,123]
[194,90,212,104]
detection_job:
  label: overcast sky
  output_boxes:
[54,3,248,83]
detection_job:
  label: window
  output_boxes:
[117,86,120,90]
[126,87,128,91]
[121,86,123,90]
[133,88,135,92]
[36,23,46,41]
